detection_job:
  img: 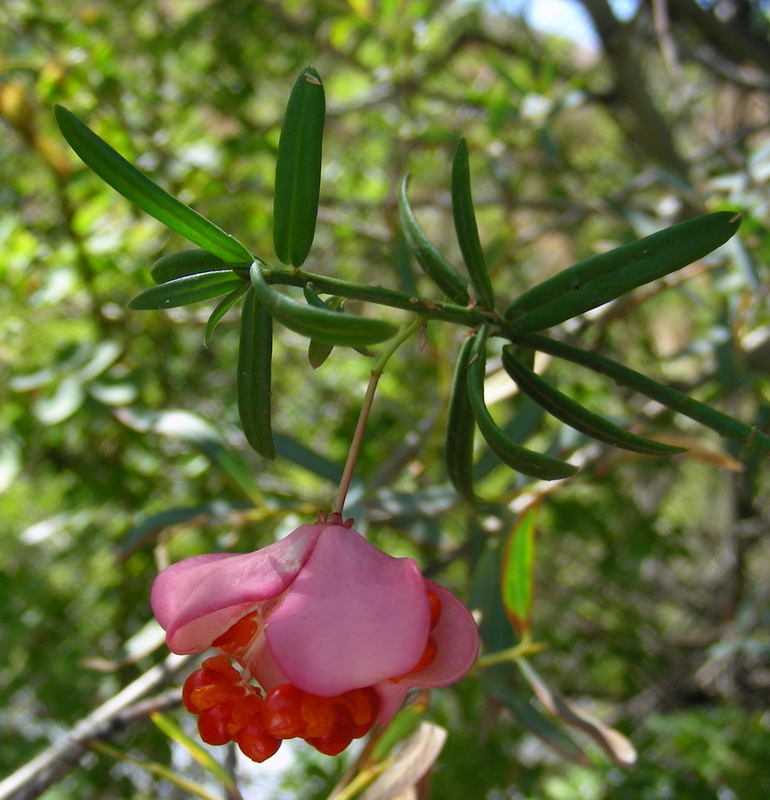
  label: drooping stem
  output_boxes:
[331,316,425,516]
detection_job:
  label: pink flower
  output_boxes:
[151,517,479,761]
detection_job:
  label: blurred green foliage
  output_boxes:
[2,0,770,798]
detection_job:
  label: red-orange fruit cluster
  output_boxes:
[182,655,381,761]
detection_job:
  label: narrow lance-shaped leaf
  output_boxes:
[301,285,376,365]
[85,740,223,800]
[237,287,275,459]
[501,502,539,636]
[466,328,578,480]
[514,331,770,457]
[128,272,247,310]
[114,408,261,503]
[483,673,591,767]
[250,262,398,347]
[204,283,250,346]
[150,713,238,793]
[304,286,339,368]
[445,334,479,503]
[451,138,495,309]
[152,249,242,284]
[517,658,637,769]
[504,211,741,333]
[501,346,686,456]
[273,66,325,267]
[370,692,430,763]
[53,105,253,264]
[398,174,470,305]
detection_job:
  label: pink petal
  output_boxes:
[151,524,322,653]
[373,580,479,723]
[266,524,430,697]
[410,581,479,687]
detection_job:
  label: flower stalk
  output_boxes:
[331,316,425,516]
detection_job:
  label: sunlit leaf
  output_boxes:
[150,713,238,791]
[369,693,430,763]
[273,66,325,267]
[114,408,261,502]
[34,377,85,425]
[81,620,166,670]
[501,502,539,636]
[119,501,252,559]
[76,341,122,381]
[470,530,518,653]
[0,439,22,494]
[86,740,222,800]
[54,105,253,263]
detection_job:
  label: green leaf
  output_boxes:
[114,408,261,503]
[501,503,539,636]
[514,332,770,456]
[34,377,85,425]
[250,262,398,346]
[445,334,478,503]
[303,286,377,363]
[273,433,344,484]
[451,138,495,309]
[483,671,591,767]
[517,658,637,768]
[302,283,333,309]
[119,501,251,557]
[303,287,341,367]
[237,287,275,459]
[272,66,325,267]
[466,329,578,480]
[504,211,741,332]
[53,105,253,263]
[150,713,239,792]
[307,338,334,369]
[151,249,242,284]
[501,346,686,456]
[87,740,223,800]
[0,439,22,494]
[398,174,470,305]
[204,283,250,346]
[370,694,430,762]
[128,271,246,310]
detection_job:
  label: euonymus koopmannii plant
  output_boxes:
[55,66,767,770]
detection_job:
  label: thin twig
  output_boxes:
[0,653,193,800]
